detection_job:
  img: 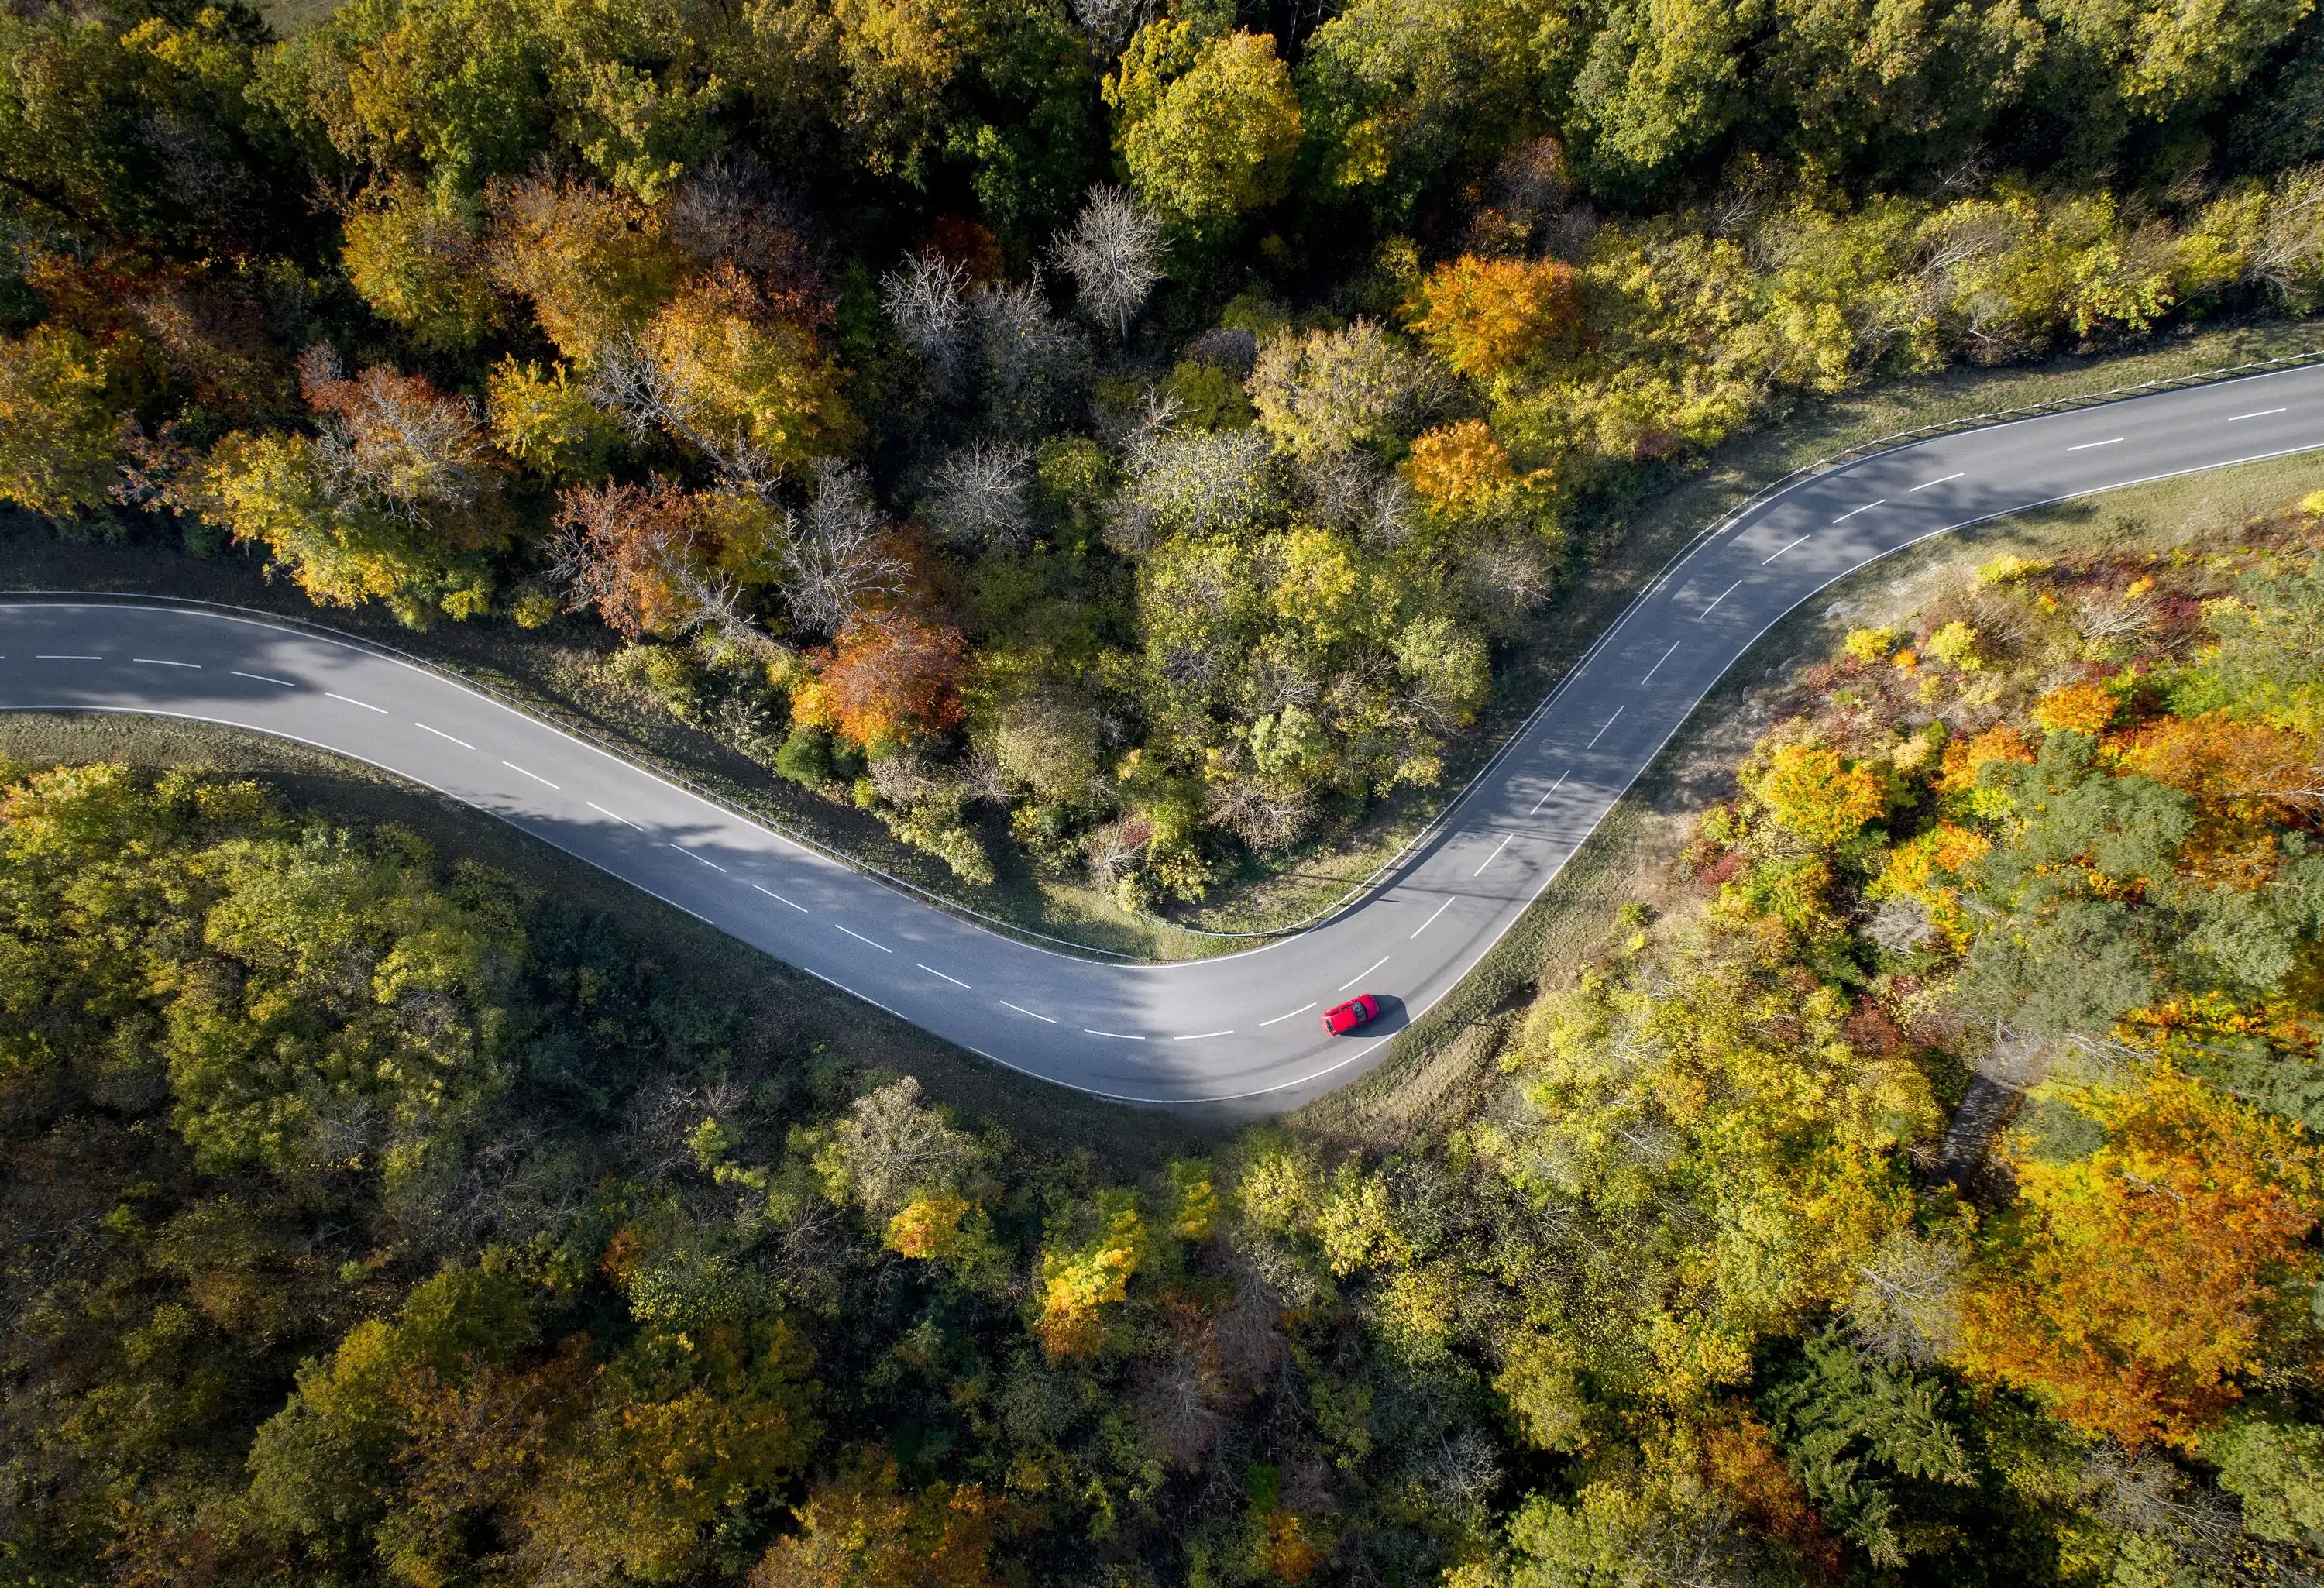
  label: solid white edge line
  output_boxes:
[753,883,809,911]
[918,962,971,988]
[834,923,890,951]
[327,691,389,713]
[504,759,559,789]
[1696,581,1741,620]
[132,657,198,668]
[2067,437,2125,450]
[1831,497,1886,523]
[1410,896,1456,939]
[998,1000,1055,1023]
[1762,534,1811,564]
[1339,954,1390,991]
[1471,833,1514,877]
[1084,1028,1147,1040]
[586,799,643,828]
[230,669,295,687]
[669,842,726,871]
[1638,639,1680,686]
[1908,472,1965,491]
[416,722,476,751]
[1587,706,1624,748]
[1257,1002,1317,1026]
[1529,768,1571,816]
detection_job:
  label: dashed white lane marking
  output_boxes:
[417,722,475,750]
[1472,833,1515,876]
[328,692,388,713]
[834,923,890,951]
[1339,954,1390,991]
[1762,534,1811,564]
[586,799,642,828]
[1257,1002,1317,1026]
[1697,581,1741,620]
[753,883,808,911]
[232,669,295,686]
[670,843,726,871]
[1587,706,1624,748]
[2068,437,2124,451]
[918,963,971,988]
[132,657,198,668]
[1411,897,1456,939]
[1638,640,1681,686]
[999,1000,1056,1023]
[1529,768,1570,816]
[1085,1028,1146,1040]
[1832,498,1886,523]
[504,760,559,789]
[37,654,100,660]
[1174,1029,1233,1040]
[1909,472,1965,492]
[2228,407,2287,421]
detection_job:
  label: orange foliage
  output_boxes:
[1876,822,1992,940]
[2032,679,2119,737]
[2116,711,2318,806]
[1957,1069,2324,1450]
[751,1448,1006,1588]
[1700,1412,1840,1574]
[1402,255,1579,379]
[1752,744,1888,846]
[552,476,717,638]
[1263,1511,1325,1584]
[800,615,967,748]
[1401,420,1516,511]
[1937,724,2034,793]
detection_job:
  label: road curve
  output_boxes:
[7,366,2324,1108]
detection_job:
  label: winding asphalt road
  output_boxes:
[7,366,2324,1108]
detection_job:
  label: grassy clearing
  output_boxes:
[11,317,2322,961]
[1298,443,2324,1143]
[0,712,1223,1167]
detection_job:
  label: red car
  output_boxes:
[1322,995,1380,1035]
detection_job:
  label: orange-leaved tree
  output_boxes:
[796,614,966,749]
[1955,1068,2324,1449]
[1403,255,1579,380]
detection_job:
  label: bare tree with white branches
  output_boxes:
[927,440,1035,551]
[1052,185,1165,342]
[583,330,788,496]
[768,460,907,637]
[881,248,972,394]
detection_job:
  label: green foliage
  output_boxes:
[1112,27,1301,238]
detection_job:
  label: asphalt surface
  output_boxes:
[7,366,2324,1109]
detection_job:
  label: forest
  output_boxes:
[7,493,2324,1586]
[8,0,2324,1583]
[9,0,2324,896]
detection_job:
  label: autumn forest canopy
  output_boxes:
[10,0,2324,1583]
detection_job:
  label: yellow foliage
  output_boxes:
[885,1193,973,1260]
[1841,626,1896,663]
[1750,744,1889,846]
[0,325,122,518]
[1169,1159,1220,1241]
[1924,620,1980,669]
[1036,1191,1145,1359]
[640,270,858,469]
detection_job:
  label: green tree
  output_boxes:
[1111,28,1301,238]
